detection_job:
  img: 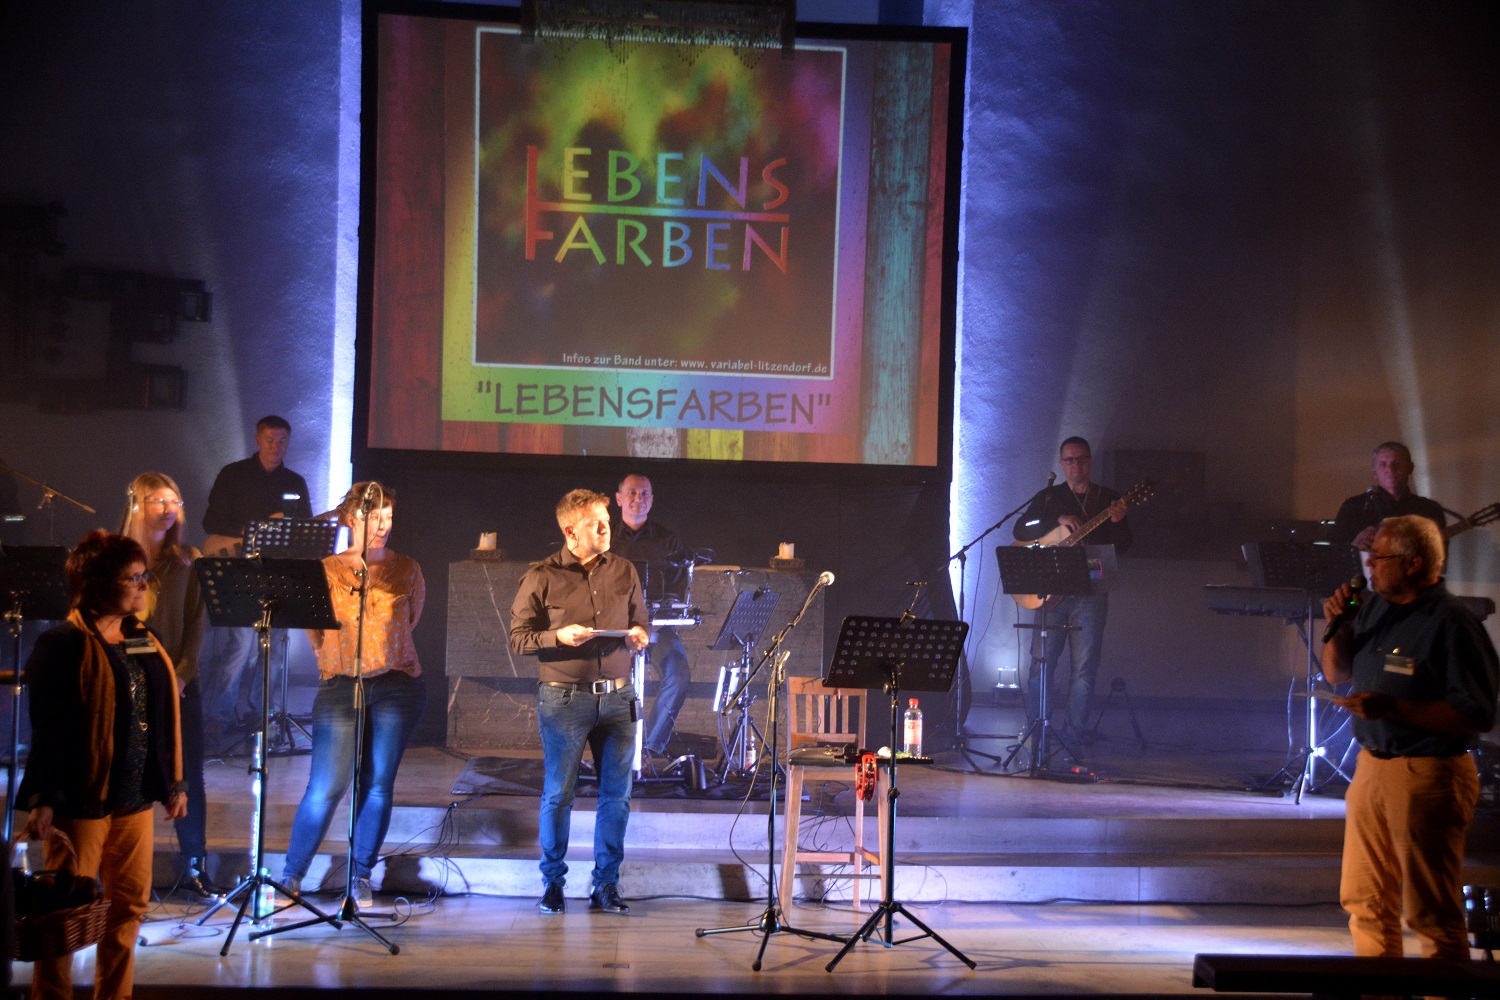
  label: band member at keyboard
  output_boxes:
[280,482,426,909]
[510,489,648,916]
[120,472,216,900]
[1327,441,1446,553]
[1012,436,1131,737]
[609,473,692,757]
[1322,514,1497,960]
[198,415,314,741]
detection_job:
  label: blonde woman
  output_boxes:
[120,472,215,899]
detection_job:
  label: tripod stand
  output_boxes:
[710,588,780,779]
[1003,619,1080,774]
[823,615,973,972]
[192,557,341,954]
[696,577,845,971]
[0,545,68,845]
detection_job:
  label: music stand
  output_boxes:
[1243,541,1360,801]
[241,518,340,754]
[192,556,341,954]
[822,615,973,972]
[995,545,1095,776]
[0,546,68,844]
[710,589,780,778]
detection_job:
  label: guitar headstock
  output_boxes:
[1469,503,1500,530]
[1123,480,1156,508]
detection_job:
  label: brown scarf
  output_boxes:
[69,608,184,805]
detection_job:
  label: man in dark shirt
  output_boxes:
[511,489,648,916]
[199,415,314,735]
[1012,436,1132,736]
[1327,441,1446,554]
[1322,514,1497,960]
[609,473,692,757]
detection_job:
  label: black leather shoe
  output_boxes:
[537,884,565,914]
[588,883,629,914]
[180,859,223,901]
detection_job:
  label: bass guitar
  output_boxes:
[1010,480,1155,611]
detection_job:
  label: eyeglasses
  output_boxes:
[117,572,154,587]
[1060,457,1090,465]
[1368,553,1407,562]
[144,499,185,511]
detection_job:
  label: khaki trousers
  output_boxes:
[1340,749,1477,959]
[29,809,154,1000]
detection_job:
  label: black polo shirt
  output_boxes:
[202,454,313,537]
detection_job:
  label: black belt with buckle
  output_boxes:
[542,678,629,694]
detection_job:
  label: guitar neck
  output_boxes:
[1058,503,1116,548]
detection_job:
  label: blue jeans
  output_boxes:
[201,625,287,727]
[282,671,426,880]
[537,682,636,889]
[643,628,690,753]
[1026,594,1108,732]
[173,678,207,858]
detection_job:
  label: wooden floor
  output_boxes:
[25,892,1359,998]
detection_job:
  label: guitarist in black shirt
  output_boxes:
[1012,437,1133,739]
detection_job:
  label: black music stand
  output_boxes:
[822,615,973,972]
[238,518,340,755]
[0,546,68,845]
[710,589,780,778]
[192,556,342,954]
[1243,541,1360,801]
[995,545,1095,776]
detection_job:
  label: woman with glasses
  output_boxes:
[120,472,216,900]
[280,482,425,908]
[16,530,186,1000]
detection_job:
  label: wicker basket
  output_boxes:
[12,832,110,964]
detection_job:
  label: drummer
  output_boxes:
[611,474,693,758]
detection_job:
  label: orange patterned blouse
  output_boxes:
[305,551,425,679]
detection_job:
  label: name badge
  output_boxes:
[1383,653,1416,676]
[123,636,156,656]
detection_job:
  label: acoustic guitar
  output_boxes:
[1010,480,1155,611]
[1444,502,1500,541]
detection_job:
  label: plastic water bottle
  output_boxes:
[253,878,276,924]
[743,727,757,769]
[903,698,923,757]
[10,839,29,876]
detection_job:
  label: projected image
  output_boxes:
[477,31,841,377]
[365,10,961,467]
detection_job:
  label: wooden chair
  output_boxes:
[779,676,886,908]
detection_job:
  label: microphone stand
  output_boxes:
[946,477,1053,771]
[0,461,96,545]
[260,507,399,953]
[695,575,846,971]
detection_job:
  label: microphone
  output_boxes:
[816,571,835,588]
[357,482,378,520]
[1047,472,1056,487]
[1321,575,1366,643]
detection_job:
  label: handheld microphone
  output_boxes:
[1321,575,1366,643]
[357,481,379,520]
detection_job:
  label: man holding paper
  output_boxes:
[510,488,649,916]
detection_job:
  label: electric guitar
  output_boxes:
[1010,480,1155,611]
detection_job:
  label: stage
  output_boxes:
[12,694,1500,997]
